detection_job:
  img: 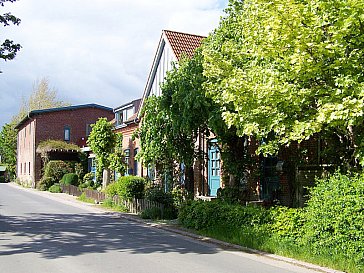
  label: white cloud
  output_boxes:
[0,0,228,127]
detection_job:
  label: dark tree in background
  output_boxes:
[0,0,21,70]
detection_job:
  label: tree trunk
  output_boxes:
[102,168,110,188]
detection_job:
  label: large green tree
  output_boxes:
[139,49,250,189]
[87,117,125,188]
[203,0,364,166]
[0,122,17,178]
[1,0,21,71]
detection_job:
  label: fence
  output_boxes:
[59,184,163,214]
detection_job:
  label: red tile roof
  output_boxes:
[163,30,205,61]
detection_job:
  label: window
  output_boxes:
[28,162,30,175]
[134,148,139,176]
[147,164,155,181]
[115,106,135,126]
[124,149,130,175]
[20,163,22,175]
[64,126,70,142]
[86,124,92,136]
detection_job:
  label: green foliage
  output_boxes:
[37,176,53,191]
[269,206,305,243]
[0,176,5,183]
[79,172,95,189]
[43,160,73,184]
[108,133,126,176]
[14,79,70,124]
[0,122,17,179]
[101,198,128,212]
[138,46,250,185]
[37,140,80,155]
[303,172,364,267]
[203,0,364,163]
[0,0,21,67]
[87,118,125,182]
[178,200,270,231]
[138,50,213,188]
[217,186,249,204]
[87,118,115,179]
[77,192,95,204]
[48,183,62,193]
[60,173,79,186]
[178,171,364,272]
[145,184,173,206]
[105,176,146,200]
[140,207,163,220]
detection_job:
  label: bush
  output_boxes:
[105,176,146,200]
[37,176,54,191]
[49,183,62,193]
[60,173,79,186]
[178,200,270,231]
[101,198,128,212]
[302,172,364,269]
[0,176,5,183]
[43,160,74,184]
[269,206,305,242]
[140,207,162,220]
[80,172,95,188]
[145,184,173,206]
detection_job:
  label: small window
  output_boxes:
[64,126,70,142]
[86,124,92,136]
[134,148,139,176]
[124,149,130,175]
[28,162,31,174]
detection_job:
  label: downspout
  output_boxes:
[31,118,36,188]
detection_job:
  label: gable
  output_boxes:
[139,30,205,116]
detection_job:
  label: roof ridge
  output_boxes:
[163,29,206,38]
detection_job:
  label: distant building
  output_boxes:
[15,104,114,188]
[113,98,141,177]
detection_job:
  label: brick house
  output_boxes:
[136,29,329,207]
[113,98,142,177]
[15,104,114,188]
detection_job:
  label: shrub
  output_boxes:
[77,192,95,203]
[302,172,364,269]
[105,176,146,200]
[217,186,248,204]
[49,184,62,193]
[145,184,173,206]
[60,173,79,186]
[178,200,270,231]
[269,206,305,243]
[140,207,162,220]
[0,176,5,183]
[37,176,54,191]
[43,160,74,184]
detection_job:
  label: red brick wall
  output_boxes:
[114,122,142,177]
[17,107,114,186]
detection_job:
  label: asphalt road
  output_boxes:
[0,183,325,273]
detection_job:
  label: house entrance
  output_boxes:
[208,140,221,196]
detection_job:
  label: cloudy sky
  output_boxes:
[0,0,229,127]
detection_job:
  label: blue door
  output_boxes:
[208,140,221,196]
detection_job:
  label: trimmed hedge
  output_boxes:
[60,173,79,186]
[105,175,146,200]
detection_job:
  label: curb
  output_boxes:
[8,182,344,273]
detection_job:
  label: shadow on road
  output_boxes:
[0,212,218,259]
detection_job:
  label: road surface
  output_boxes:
[0,183,327,273]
